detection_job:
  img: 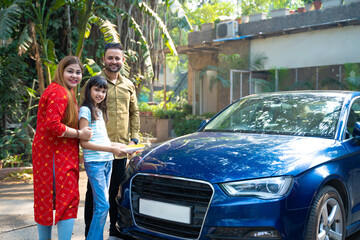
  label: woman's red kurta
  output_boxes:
[32,82,80,226]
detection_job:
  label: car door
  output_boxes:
[342,98,360,224]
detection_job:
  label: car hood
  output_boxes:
[133,132,347,183]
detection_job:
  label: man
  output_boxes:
[82,42,140,240]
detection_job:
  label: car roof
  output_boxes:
[242,90,360,99]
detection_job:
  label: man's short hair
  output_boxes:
[104,42,124,54]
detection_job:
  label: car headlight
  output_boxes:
[220,176,293,199]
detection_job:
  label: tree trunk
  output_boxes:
[67,5,72,55]
[30,22,45,95]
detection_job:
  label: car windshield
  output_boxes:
[204,94,344,138]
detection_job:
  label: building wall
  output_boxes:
[217,40,250,111]
[186,2,360,114]
[188,52,217,108]
[187,40,251,113]
[251,25,360,70]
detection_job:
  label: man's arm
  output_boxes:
[128,87,140,143]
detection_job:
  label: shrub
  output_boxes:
[173,115,206,136]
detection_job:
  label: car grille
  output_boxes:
[130,174,214,239]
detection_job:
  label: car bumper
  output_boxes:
[116,176,310,240]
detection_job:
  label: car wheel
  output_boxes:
[305,186,345,240]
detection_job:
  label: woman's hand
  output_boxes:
[79,127,93,140]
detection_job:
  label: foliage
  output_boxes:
[173,115,204,136]
[0,42,36,134]
[320,77,344,90]
[2,154,23,168]
[268,0,303,11]
[138,101,154,112]
[139,89,190,118]
[201,112,216,119]
[240,0,271,16]
[166,55,188,74]
[185,1,236,28]
[153,108,185,119]
[138,88,208,136]
[0,123,33,164]
[1,0,192,94]
[301,0,313,4]
[241,0,303,15]
[0,0,22,39]
[344,63,360,91]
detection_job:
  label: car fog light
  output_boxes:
[211,227,281,240]
[245,229,281,238]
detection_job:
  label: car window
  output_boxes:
[204,94,344,138]
[345,99,360,139]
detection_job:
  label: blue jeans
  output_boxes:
[37,218,74,240]
[84,161,112,240]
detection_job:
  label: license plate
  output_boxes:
[139,198,191,224]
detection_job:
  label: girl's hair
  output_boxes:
[82,75,109,122]
[52,56,83,128]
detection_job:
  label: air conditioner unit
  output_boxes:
[216,21,238,39]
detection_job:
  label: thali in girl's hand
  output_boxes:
[125,144,145,153]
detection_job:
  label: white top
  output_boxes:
[79,106,113,162]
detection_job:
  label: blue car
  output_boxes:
[116,91,360,240]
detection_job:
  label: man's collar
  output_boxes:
[101,69,122,84]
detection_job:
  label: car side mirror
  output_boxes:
[352,122,360,141]
[198,119,209,131]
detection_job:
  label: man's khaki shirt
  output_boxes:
[80,70,140,150]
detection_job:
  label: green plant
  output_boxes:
[153,109,185,119]
[0,43,36,134]
[302,0,313,4]
[2,154,23,168]
[173,115,205,136]
[0,116,34,164]
[201,112,216,119]
[138,102,153,112]
[344,63,360,91]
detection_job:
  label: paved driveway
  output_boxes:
[1,170,360,240]
[0,171,109,240]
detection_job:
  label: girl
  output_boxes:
[79,75,127,240]
[32,56,93,240]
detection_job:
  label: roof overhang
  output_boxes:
[163,17,360,55]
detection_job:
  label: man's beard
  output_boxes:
[105,64,121,73]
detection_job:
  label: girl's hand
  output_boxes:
[79,127,93,140]
[111,145,127,156]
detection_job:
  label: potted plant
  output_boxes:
[322,0,341,8]
[139,102,153,117]
[241,15,249,23]
[303,0,315,11]
[297,7,306,12]
[248,12,268,22]
[270,8,290,18]
[313,0,323,9]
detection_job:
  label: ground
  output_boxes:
[0,169,110,240]
[1,168,360,240]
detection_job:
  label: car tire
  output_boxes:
[304,186,345,240]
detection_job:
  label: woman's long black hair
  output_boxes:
[82,75,109,122]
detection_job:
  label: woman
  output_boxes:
[32,56,92,240]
